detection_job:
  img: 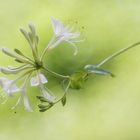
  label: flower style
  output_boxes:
[0,18,74,112]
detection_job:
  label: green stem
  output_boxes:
[54,80,71,104]
[97,42,140,67]
[42,66,69,79]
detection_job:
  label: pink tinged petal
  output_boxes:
[30,73,48,87]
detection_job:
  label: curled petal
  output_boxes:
[0,77,20,95]
[40,86,55,102]
[30,73,48,86]
[0,65,31,74]
[49,17,81,55]
[65,40,78,55]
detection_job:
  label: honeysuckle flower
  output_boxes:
[30,73,55,102]
[0,23,49,111]
[12,76,33,112]
[0,65,32,74]
[1,17,140,113]
[40,86,55,102]
[50,18,80,55]
[0,77,20,95]
[40,18,80,60]
[51,17,80,40]
[0,18,75,112]
[12,89,33,112]
[30,73,48,87]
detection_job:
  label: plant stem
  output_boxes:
[42,66,69,79]
[97,42,140,67]
[54,81,71,104]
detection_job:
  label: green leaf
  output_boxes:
[84,65,114,77]
[61,95,66,106]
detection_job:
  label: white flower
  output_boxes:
[48,17,80,55]
[0,77,20,95]
[51,18,80,40]
[30,73,48,86]
[40,85,55,102]
[0,65,31,74]
[30,73,55,102]
[12,88,33,112]
[0,77,32,112]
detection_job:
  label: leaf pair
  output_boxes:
[84,65,114,77]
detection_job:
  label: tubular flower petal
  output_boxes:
[0,77,20,95]
[48,17,80,55]
[30,73,48,86]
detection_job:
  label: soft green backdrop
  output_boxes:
[0,0,140,140]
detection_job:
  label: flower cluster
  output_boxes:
[0,17,80,112]
[1,17,139,112]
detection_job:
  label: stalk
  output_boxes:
[97,42,140,67]
[42,66,69,79]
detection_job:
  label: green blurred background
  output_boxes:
[0,0,140,140]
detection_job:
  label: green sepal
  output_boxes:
[70,71,88,89]
[84,65,114,77]
[38,104,53,112]
[61,95,66,106]
[36,96,48,102]
[38,104,48,109]
[14,59,24,63]
[14,49,24,56]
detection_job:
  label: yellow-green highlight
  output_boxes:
[0,0,140,140]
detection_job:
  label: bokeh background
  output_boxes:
[0,0,140,140]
